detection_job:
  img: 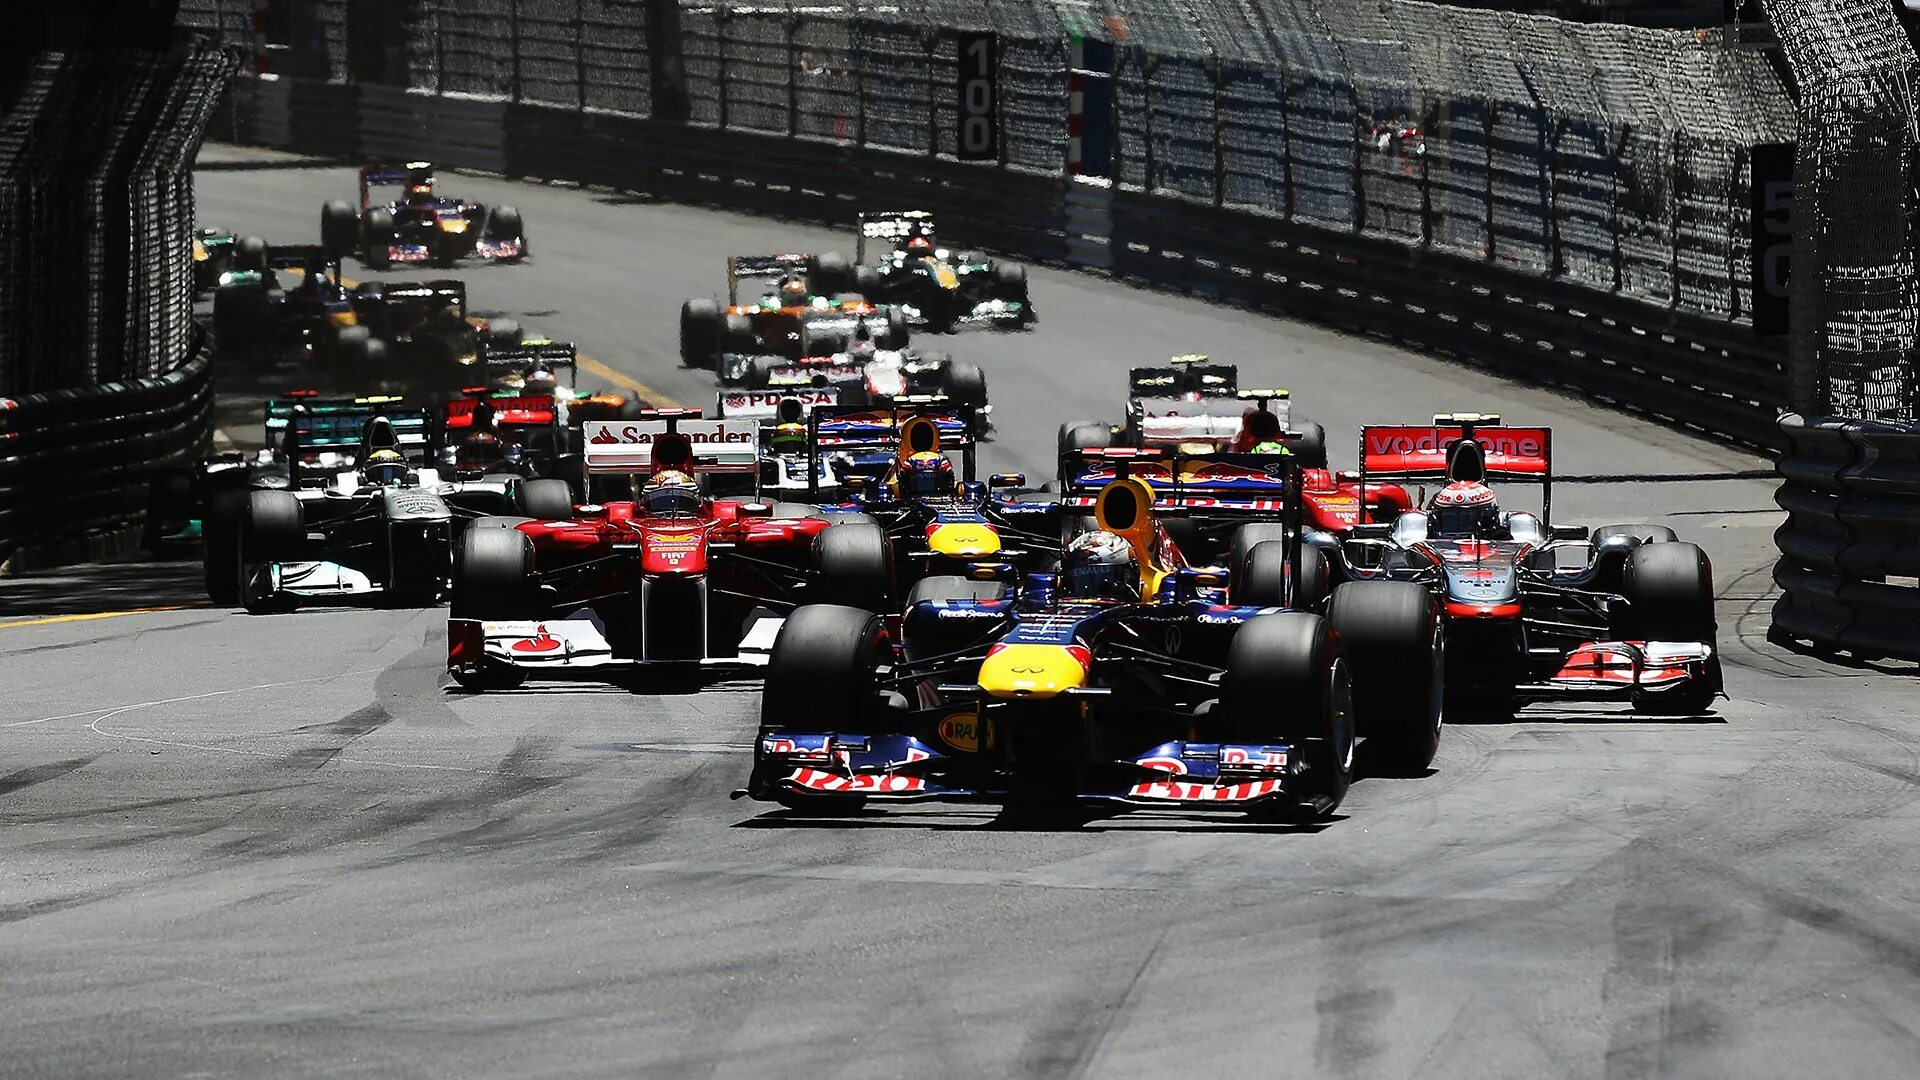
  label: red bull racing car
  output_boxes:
[322,162,526,270]
[741,471,1444,820]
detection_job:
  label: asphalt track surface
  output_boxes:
[4,144,1918,1078]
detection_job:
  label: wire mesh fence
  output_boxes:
[0,41,236,395]
[187,0,1920,419]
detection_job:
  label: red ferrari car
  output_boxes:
[447,410,890,690]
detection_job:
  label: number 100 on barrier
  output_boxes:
[957,31,998,162]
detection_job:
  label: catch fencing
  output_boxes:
[0,39,234,568]
[189,0,1802,449]
[1760,0,1920,662]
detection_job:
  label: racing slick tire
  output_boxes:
[511,478,575,522]
[1218,612,1353,819]
[485,205,524,249]
[1228,523,1292,588]
[202,488,247,606]
[234,235,268,273]
[992,261,1029,301]
[241,490,304,614]
[320,201,358,257]
[483,318,522,347]
[1327,580,1443,776]
[798,322,850,359]
[745,356,783,390]
[756,605,891,809]
[813,522,892,612]
[809,251,853,294]
[1057,421,1110,457]
[1620,541,1719,715]
[1593,523,1679,548]
[679,298,723,369]
[882,306,911,348]
[212,281,272,357]
[332,324,374,381]
[1288,421,1329,470]
[767,502,823,520]
[362,208,396,269]
[940,361,988,408]
[722,313,757,354]
[1236,541,1328,610]
[855,265,881,298]
[450,526,540,622]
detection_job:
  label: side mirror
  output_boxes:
[967,561,1017,581]
[1550,524,1588,542]
[989,472,1025,488]
[1350,523,1393,541]
[738,502,773,519]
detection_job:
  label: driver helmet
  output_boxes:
[769,421,807,452]
[1062,530,1139,602]
[452,432,506,474]
[1428,481,1500,538]
[640,468,702,517]
[523,365,557,396]
[847,334,879,365]
[404,181,436,206]
[1241,408,1288,454]
[779,275,810,305]
[898,451,955,498]
[364,448,408,488]
[905,233,935,256]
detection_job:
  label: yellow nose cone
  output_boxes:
[978,644,1088,700]
[933,264,960,289]
[328,310,359,327]
[440,219,469,233]
[926,523,1001,557]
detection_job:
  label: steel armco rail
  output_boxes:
[0,332,215,571]
[1772,413,1920,661]
[215,76,1791,451]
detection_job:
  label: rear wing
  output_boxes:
[1127,360,1239,398]
[1058,446,1297,516]
[1358,415,1553,519]
[856,209,936,261]
[714,387,840,423]
[359,161,434,207]
[475,339,576,373]
[805,399,978,497]
[583,415,756,476]
[373,279,468,318]
[285,401,434,480]
[445,395,557,430]
[727,253,812,304]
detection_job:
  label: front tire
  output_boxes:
[813,522,892,612]
[1217,612,1352,819]
[1327,580,1443,775]
[1621,541,1719,715]
[450,526,539,621]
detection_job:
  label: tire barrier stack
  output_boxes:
[1772,414,1920,661]
[0,38,234,569]
[1760,0,1920,660]
[0,333,215,571]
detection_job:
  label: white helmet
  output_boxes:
[1062,530,1138,601]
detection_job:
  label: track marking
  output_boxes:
[578,354,685,408]
[0,602,213,632]
[8,669,379,729]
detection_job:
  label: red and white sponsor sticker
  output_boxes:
[1126,779,1282,802]
[786,768,928,794]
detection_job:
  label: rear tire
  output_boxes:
[1236,542,1327,610]
[992,261,1028,300]
[810,251,852,294]
[362,208,395,269]
[484,318,522,347]
[679,298,722,369]
[1228,523,1291,588]
[320,201,357,257]
[1288,421,1329,470]
[1217,612,1352,819]
[1593,523,1679,549]
[512,478,574,522]
[941,361,988,407]
[813,523,892,612]
[1327,581,1442,776]
[1057,421,1110,457]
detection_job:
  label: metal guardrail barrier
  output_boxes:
[0,332,216,571]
